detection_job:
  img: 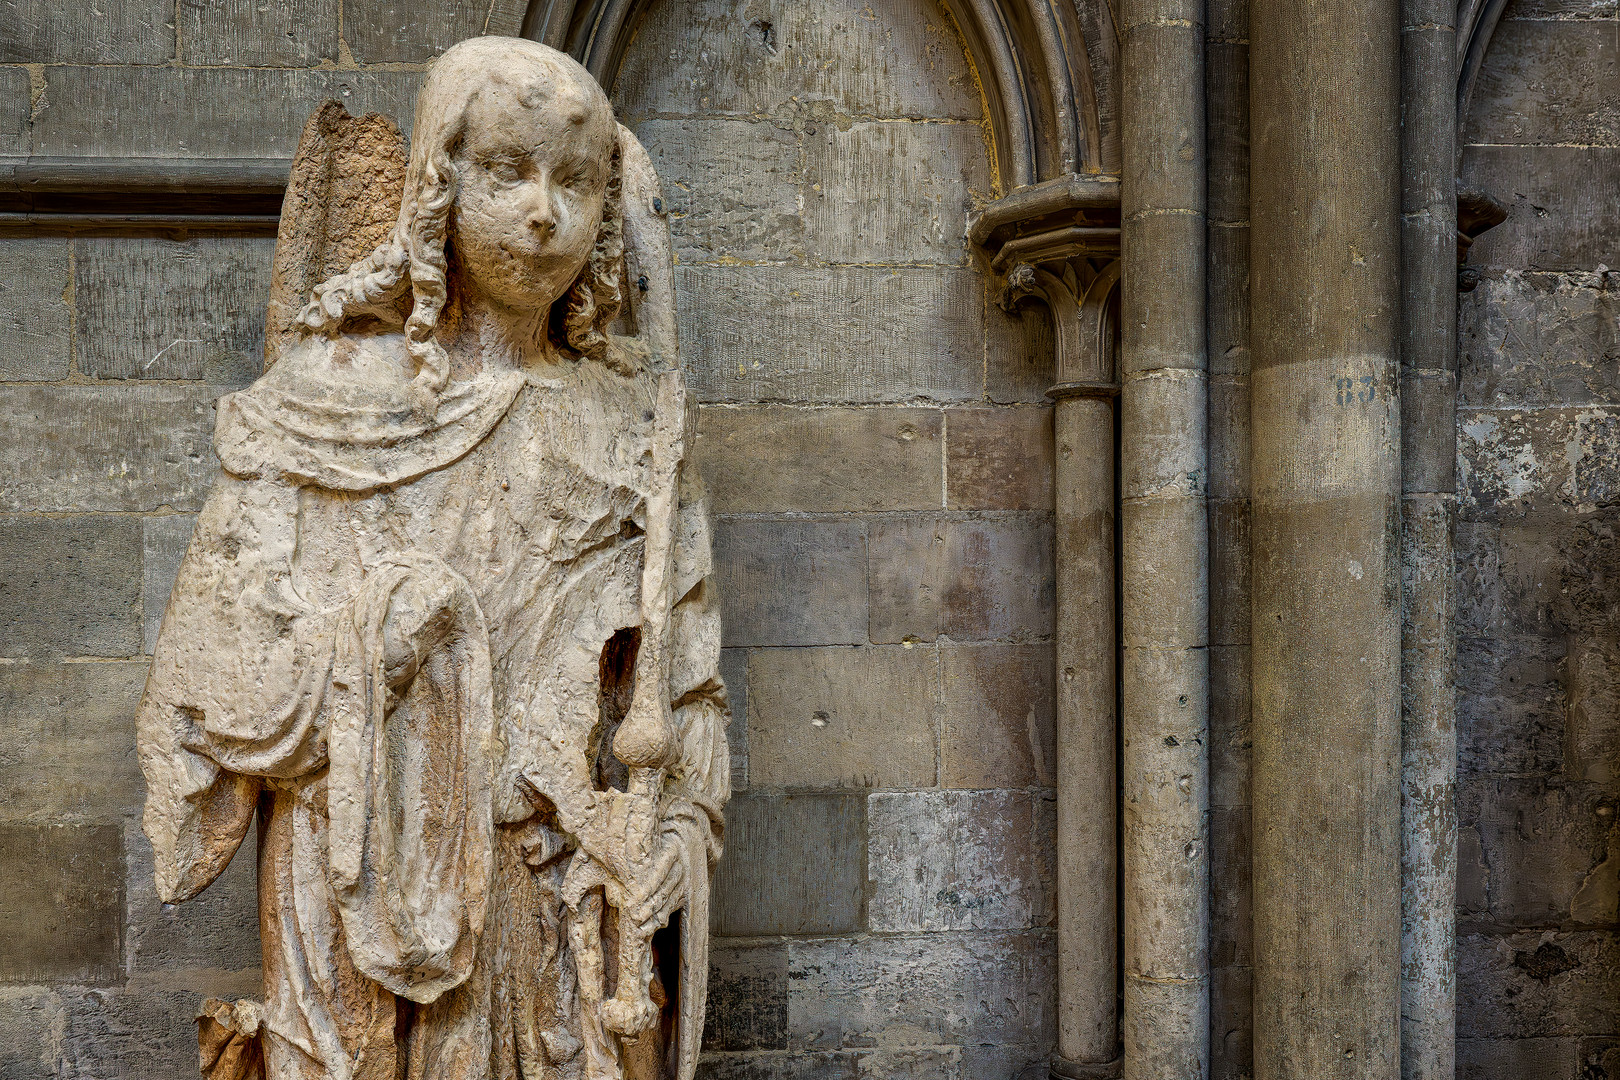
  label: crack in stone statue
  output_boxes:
[136,37,730,1080]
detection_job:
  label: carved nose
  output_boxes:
[527,180,557,241]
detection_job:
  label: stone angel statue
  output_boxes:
[135,36,730,1080]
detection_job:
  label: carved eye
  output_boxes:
[557,165,592,193]
[484,160,523,187]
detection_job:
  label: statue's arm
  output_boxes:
[137,698,260,904]
[666,468,731,829]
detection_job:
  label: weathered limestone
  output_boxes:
[1400,0,1460,1069]
[1119,0,1210,1072]
[1250,0,1403,1075]
[135,39,729,1079]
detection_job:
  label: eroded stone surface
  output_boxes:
[133,40,729,1080]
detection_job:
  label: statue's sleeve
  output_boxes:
[137,472,344,902]
[666,464,731,829]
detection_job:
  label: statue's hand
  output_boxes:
[380,572,459,690]
[626,835,687,936]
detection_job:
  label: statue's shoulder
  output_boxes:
[252,328,415,405]
[216,329,525,492]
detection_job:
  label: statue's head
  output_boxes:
[298,37,623,395]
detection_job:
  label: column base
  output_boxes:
[1050,1056,1122,1080]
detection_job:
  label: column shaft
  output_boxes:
[1249,0,1404,1075]
[1054,391,1119,1069]
[1399,0,1459,1073]
[1119,0,1210,1073]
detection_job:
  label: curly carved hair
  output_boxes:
[297,38,624,400]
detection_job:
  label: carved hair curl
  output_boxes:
[297,39,623,399]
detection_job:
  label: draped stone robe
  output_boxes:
[137,328,729,1080]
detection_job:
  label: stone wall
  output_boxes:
[1456,0,1620,1074]
[0,0,1059,1077]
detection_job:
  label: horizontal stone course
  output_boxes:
[1458,930,1620,1038]
[1465,18,1620,147]
[0,0,172,64]
[695,406,942,515]
[1457,634,1566,778]
[178,0,338,65]
[745,645,935,790]
[0,238,72,382]
[0,516,142,658]
[0,385,224,513]
[612,0,982,122]
[632,118,804,265]
[1462,146,1620,273]
[32,66,422,158]
[985,300,1055,405]
[342,0,527,64]
[1460,270,1620,408]
[704,941,789,1052]
[944,407,1053,512]
[1461,776,1617,926]
[803,121,989,266]
[125,821,261,974]
[676,265,984,405]
[786,931,1055,1050]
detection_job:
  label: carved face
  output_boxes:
[450,59,617,315]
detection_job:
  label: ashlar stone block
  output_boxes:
[34,66,422,158]
[1459,270,1620,409]
[745,646,936,790]
[0,0,172,64]
[0,386,223,513]
[677,265,983,405]
[1458,930,1620,1039]
[985,297,1056,405]
[944,407,1054,512]
[0,67,29,156]
[125,820,261,975]
[632,119,804,264]
[704,941,789,1052]
[696,405,942,515]
[867,790,1054,932]
[612,0,982,122]
[1462,146,1620,274]
[803,121,990,265]
[786,931,1055,1050]
[0,823,122,984]
[343,0,528,64]
[938,643,1055,789]
[710,793,866,936]
[0,238,72,382]
[179,0,339,65]
[0,515,142,658]
[1456,634,1564,777]
[868,514,1055,644]
[1465,19,1620,148]
[713,518,868,647]
[0,661,147,824]
[74,236,273,383]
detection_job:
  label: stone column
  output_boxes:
[1118,0,1210,1071]
[1249,0,1403,1075]
[1399,0,1459,1073]
[1033,260,1124,1079]
[972,180,1125,1080]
